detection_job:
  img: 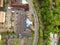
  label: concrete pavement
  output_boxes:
[16,9,26,34]
[6,7,12,30]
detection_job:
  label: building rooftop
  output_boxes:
[22,0,28,4]
[9,0,29,11]
[0,11,5,23]
[0,0,3,7]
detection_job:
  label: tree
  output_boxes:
[57,37,60,45]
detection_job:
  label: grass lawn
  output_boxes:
[11,39,20,45]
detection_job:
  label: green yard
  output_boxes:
[11,39,20,45]
[0,40,5,45]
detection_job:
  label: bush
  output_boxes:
[4,0,8,4]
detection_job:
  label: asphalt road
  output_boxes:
[27,0,39,45]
